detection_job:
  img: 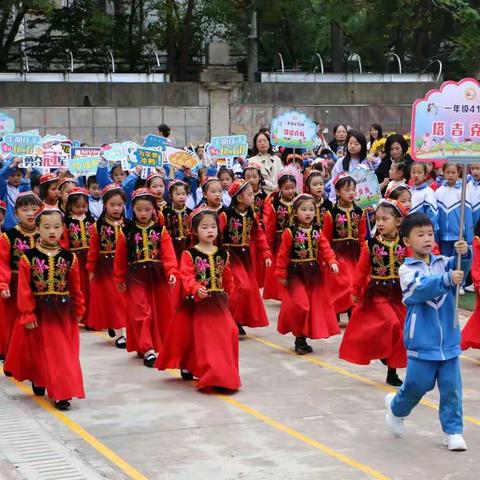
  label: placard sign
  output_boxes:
[69,147,101,174]
[411,77,480,162]
[143,134,169,149]
[0,130,42,161]
[132,147,164,168]
[351,167,381,209]
[208,135,248,159]
[0,113,15,137]
[271,110,316,149]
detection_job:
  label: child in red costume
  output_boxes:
[323,173,367,316]
[0,193,42,361]
[339,199,407,386]
[222,179,272,335]
[303,169,332,229]
[86,185,129,347]
[114,188,178,367]
[276,194,340,354]
[262,172,296,301]
[5,207,85,411]
[156,207,241,391]
[146,172,167,224]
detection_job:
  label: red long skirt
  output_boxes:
[278,262,340,339]
[339,288,407,368]
[76,250,90,323]
[0,275,18,357]
[156,294,241,391]
[4,300,85,401]
[87,256,126,330]
[250,240,266,288]
[461,296,480,350]
[229,248,268,328]
[125,265,175,355]
[263,234,283,301]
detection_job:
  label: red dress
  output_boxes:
[114,222,178,355]
[222,206,271,328]
[322,203,366,313]
[156,247,241,391]
[262,193,293,300]
[4,248,85,401]
[462,236,480,350]
[0,226,38,357]
[86,217,129,330]
[61,213,94,323]
[250,189,267,287]
[339,235,407,368]
[276,225,340,339]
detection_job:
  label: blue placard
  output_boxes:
[0,130,42,160]
[208,135,248,159]
[143,134,168,149]
[69,147,101,174]
[132,147,164,168]
[0,113,15,137]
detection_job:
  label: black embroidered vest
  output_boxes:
[3,225,38,272]
[188,247,229,293]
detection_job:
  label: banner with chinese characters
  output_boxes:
[0,130,42,161]
[270,110,316,149]
[208,135,248,160]
[131,146,164,168]
[351,167,381,209]
[69,147,101,175]
[411,77,480,162]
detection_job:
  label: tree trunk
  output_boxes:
[0,5,27,71]
[177,0,195,81]
[166,0,177,79]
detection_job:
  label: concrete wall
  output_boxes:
[0,81,438,145]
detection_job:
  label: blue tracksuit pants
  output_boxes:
[391,356,463,434]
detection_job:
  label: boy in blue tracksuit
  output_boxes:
[385,212,470,451]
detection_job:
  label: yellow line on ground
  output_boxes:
[1,368,149,480]
[164,369,390,480]
[247,334,480,427]
[460,354,480,365]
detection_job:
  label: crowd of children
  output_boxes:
[0,124,479,452]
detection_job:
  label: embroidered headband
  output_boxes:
[293,193,315,209]
[101,183,124,198]
[189,205,217,224]
[375,198,405,218]
[34,206,63,221]
[303,169,323,185]
[201,176,220,187]
[277,169,296,183]
[146,172,165,185]
[58,177,77,190]
[39,173,58,185]
[244,162,262,173]
[333,172,354,187]
[0,200,6,212]
[228,179,250,198]
[131,187,157,202]
[168,179,188,192]
[67,187,89,198]
[285,153,303,164]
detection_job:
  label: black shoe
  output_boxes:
[107,329,116,338]
[54,400,71,411]
[0,354,4,361]
[115,336,127,349]
[31,383,45,396]
[143,353,156,368]
[294,337,310,355]
[237,324,246,336]
[180,369,194,381]
[84,326,95,331]
[3,369,12,377]
[303,342,313,353]
[386,368,403,387]
[380,358,388,366]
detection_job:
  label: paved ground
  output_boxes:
[1,303,480,480]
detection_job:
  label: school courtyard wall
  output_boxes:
[0,81,437,145]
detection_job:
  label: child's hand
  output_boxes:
[76,316,82,323]
[11,157,21,168]
[25,167,32,179]
[351,294,359,304]
[265,258,272,268]
[278,278,287,286]
[134,165,143,176]
[0,289,11,299]
[117,282,126,293]
[168,274,176,288]
[452,270,464,285]
[88,272,95,281]
[25,321,38,330]
[330,263,339,274]
[454,240,468,256]
[197,286,208,299]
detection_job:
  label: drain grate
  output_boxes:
[0,390,104,480]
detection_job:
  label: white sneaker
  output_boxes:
[385,392,405,437]
[465,284,475,292]
[442,434,467,451]
[459,287,465,295]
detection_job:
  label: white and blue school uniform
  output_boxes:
[435,181,473,256]
[393,251,471,434]
[467,177,480,230]
[410,183,439,236]
[89,196,103,220]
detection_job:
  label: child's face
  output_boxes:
[0,211,4,227]
[47,182,60,203]
[296,201,315,226]
[204,181,223,207]
[410,164,426,185]
[375,207,400,237]
[404,225,435,258]
[426,162,434,175]
[149,178,165,199]
[444,165,460,185]
[196,214,218,243]
[171,186,187,207]
[337,183,356,204]
[396,190,412,214]
[38,212,63,246]
[347,136,361,156]
[244,169,261,190]
[280,180,296,201]
[308,176,324,200]
[133,199,154,225]
[390,142,403,161]
[8,171,22,187]
[71,197,88,216]
[16,204,39,228]
[389,164,403,181]
[471,164,480,179]
[112,167,127,185]
[219,173,233,191]
[89,182,101,199]
[105,194,124,219]
[237,185,254,208]
[60,182,75,205]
